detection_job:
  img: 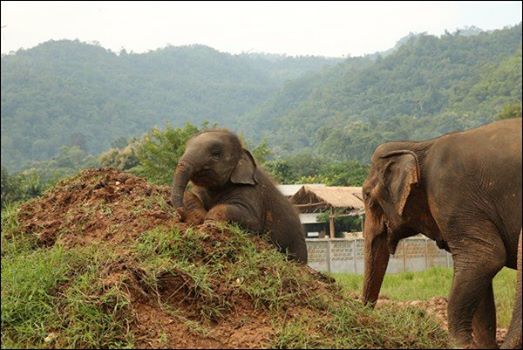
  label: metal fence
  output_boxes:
[306,235,452,274]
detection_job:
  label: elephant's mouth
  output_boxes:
[191,170,218,187]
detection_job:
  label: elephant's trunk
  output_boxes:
[171,158,194,210]
[361,213,390,307]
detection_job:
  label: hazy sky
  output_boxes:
[1,1,521,57]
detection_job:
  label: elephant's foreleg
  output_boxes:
[448,231,505,348]
[472,283,497,349]
[204,204,261,233]
[183,191,207,225]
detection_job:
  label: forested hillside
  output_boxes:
[240,23,522,161]
[2,24,521,170]
[1,41,340,170]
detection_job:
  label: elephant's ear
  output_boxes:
[381,150,420,217]
[231,149,258,185]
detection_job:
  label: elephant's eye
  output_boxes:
[210,149,221,159]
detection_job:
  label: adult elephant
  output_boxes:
[170,128,308,263]
[361,118,522,349]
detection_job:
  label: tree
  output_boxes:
[1,166,12,207]
[99,138,141,171]
[496,102,522,120]
[131,123,200,184]
[250,139,273,165]
[1,166,46,208]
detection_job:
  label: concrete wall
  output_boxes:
[306,236,452,274]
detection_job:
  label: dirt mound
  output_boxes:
[13,168,337,348]
[9,168,449,349]
[18,168,179,248]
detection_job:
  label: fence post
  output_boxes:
[352,239,357,274]
[425,239,429,269]
[326,239,332,273]
[403,240,407,272]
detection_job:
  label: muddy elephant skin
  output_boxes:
[361,118,522,349]
[171,129,307,263]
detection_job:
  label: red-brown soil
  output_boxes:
[18,168,179,249]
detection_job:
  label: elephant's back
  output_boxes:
[256,169,308,261]
[257,170,304,231]
[429,118,521,179]
[427,118,522,264]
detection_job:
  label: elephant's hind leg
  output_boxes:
[472,283,497,349]
[501,231,522,349]
[447,224,505,348]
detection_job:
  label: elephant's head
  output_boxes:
[171,129,258,215]
[361,144,421,306]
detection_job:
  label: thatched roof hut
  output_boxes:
[291,186,364,214]
[290,186,364,239]
[277,184,325,198]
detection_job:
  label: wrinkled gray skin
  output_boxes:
[171,129,308,263]
[361,118,522,349]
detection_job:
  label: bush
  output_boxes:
[131,123,201,184]
[1,167,46,208]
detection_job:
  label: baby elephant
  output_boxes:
[171,129,308,263]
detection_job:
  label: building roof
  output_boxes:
[291,186,364,213]
[277,184,325,197]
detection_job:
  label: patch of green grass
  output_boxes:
[214,225,320,313]
[1,246,70,348]
[58,246,134,348]
[231,248,310,311]
[492,268,518,328]
[162,305,212,337]
[158,330,169,348]
[272,297,448,349]
[99,202,113,216]
[134,224,319,318]
[366,303,448,349]
[1,243,135,348]
[334,267,453,301]
[273,316,322,349]
[333,266,517,328]
[135,226,206,262]
[142,194,170,212]
[134,226,231,321]
[1,203,38,256]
